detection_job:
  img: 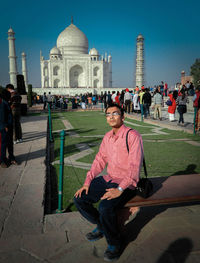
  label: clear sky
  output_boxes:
[0,0,199,89]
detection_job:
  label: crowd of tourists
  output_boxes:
[0,84,23,168]
[39,82,200,132]
[1,81,198,169]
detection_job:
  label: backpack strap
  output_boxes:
[126,129,147,178]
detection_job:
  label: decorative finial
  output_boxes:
[71,16,73,24]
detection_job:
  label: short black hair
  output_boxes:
[105,103,124,116]
[6,84,14,90]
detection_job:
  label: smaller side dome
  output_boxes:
[50,46,61,55]
[89,48,99,56]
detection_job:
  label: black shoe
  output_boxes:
[104,245,122,261]
[85,227,104,242]
[1,162,8,168]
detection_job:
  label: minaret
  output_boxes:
[108,54,112,88]
[21,52,28,89]
[7,28,18,88]
[135,34,144,88]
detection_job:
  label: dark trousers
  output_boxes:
[43,101,47,110]
[140,103,144,116]
[143,103,150,117]
[179,112,184,123]
[7,127,15,161]
[74,176,136,246]
[125,100,131,113]
[12,109,22,140]
[0,129,7,163]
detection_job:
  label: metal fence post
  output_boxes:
[48,103,53,142]
[57,130,65,213]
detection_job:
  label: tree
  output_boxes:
[190,58,200,87]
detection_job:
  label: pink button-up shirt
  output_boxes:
[84,124,144,190]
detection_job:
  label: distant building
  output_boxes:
[181,70,193,85]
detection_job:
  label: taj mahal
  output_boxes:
[7,18,145,96]
[39,18,112,95]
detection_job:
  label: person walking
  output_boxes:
[142,88,152,118]
[153,88,163,120]
[115,91,120,106]
[0,93,10,168]
[167,90,178,122]
[107,91,112,106]
[9,88,23,144]
[103,91,107,109]
[192,86,200,133]
[176,89,189,126]
[124,88,132,113]
[132,91,140,113]
[119,90,125,109]
[3,86,18,165]
[47,92,52,108]
[138,88,145,118]
[74,103,143,261]
[43,92,47,110]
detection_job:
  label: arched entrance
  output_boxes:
[53,79,60,88]
[94,79,99,88]
[69,65,85,87]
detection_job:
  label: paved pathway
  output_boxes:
[0,108,200,263]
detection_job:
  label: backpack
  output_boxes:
[165,99,172,106]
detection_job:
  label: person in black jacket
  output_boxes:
[142,88,152,118]
[4,85,18,165]
[0,93,10,168]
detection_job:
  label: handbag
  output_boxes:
[165,99,172,106]
[178,104,187,114]
[126,129,153,198]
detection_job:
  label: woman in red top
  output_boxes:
[168,90,178,121]
[193,87,200,133]
[115,91,120,106]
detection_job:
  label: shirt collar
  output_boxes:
[109,124,127,139]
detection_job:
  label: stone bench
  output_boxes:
[125,174,200,208]
[119,174,200,226]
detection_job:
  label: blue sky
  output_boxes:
[0,0,199,88]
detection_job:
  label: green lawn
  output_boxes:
[52,111,200,211]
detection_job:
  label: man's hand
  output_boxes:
[74,185,89,198]
[101,188,122,200]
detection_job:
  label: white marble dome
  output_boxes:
[50,46,61,55]
[89,48,99,56]
[57,23,88,54]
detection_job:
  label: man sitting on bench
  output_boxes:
[74,103,143,261]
